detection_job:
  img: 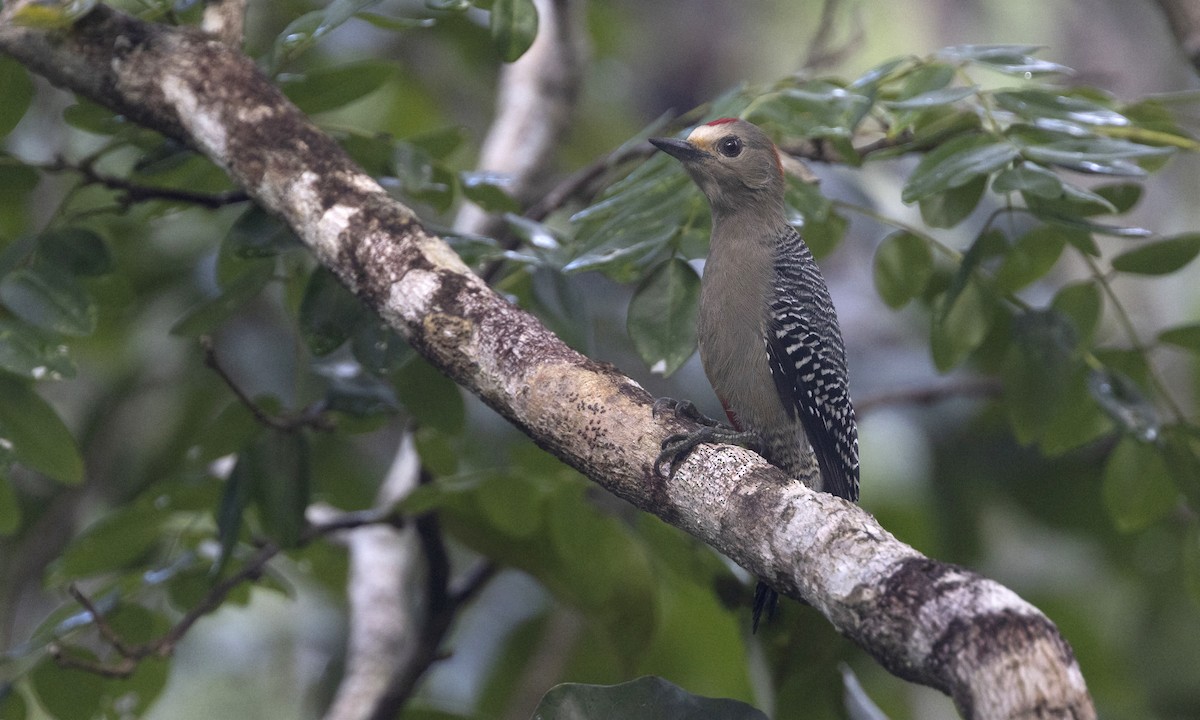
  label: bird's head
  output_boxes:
[650,118,785,215]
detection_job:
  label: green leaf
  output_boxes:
[61,100,124,136]
[1111,233,1200,275]
[248,432,311,548]
[1088,368,1160,442]
[627,259,700,377]
[394,356,465,433]
[0,319,76,380]
[902,133,1019,203]
[801,211,847,258]
[993,89,1128,127]
[216,455,253,574]
[0,374,83,484]
[351,319,413,375]
[271,0,382,69]
[1093,183,1143,214]
[37,227,113,276]
[873,231,933,308]
[568,152,701,281]
[190,402,263,470]
[1003,311,1070,445]
[281,60,396,115]
[0,265,96,337]
[994,225,1068,291]
[169,262,273,337]
[769,84,873,139]
[300,267,364,356]
[1103,437,1177,532]
[1185,522,1200,607]
[354,11,436,31]
[0,162,38,238]
[0,472,20,535]
[1017,136,1172,176]
[0,683,27,720]
[460,172,520,213]
[885,85,975,110]
[1162,427,1200,506]
[320,366,400,421]
[1038,368,1112,455]
[53,505,164,580]
[919,175,985,228]
[0,57,34,136]
[531,676,767,720]
[930,278,994,371]
[392,142,458,212]
[1159,324,1200,353]
[30,652,105,720]
[224,205,299,259]
[992,162,1063,198]
[1051,281,1102,344]
[490,0,539,62]
[936,44,1073,75]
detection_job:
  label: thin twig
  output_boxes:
[52,508,404,678]
[45,157,250,209]
[856,377,1004,415]
[200,336,334,432]
[799,0,864,72]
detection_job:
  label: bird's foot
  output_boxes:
[653,406,761,477]
[651,397,722,427]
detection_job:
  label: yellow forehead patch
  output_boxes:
[686,123,733,152]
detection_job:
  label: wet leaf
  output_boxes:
[872,231,933,308]
[169,262,273,337]
[902,133,1019,203]
[1159,324,1200,353]
[282,60,396,115]
[930,278,995,371]
[0,57,34,136]
[1103,437,1177,532]
[1111,233,1200,275]
[627,258,700,377]
[299,267,364,356]
[0,265,96,337]
[994,225,1068,291]
[0,374,83,484]
[37,228,113,276]
[0,320,75,380]
[224,205,300,259]
[919,175,985,228]
[491,0,538,62]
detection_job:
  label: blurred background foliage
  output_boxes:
[2,0,1200,718]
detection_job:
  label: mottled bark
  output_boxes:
[0,4,1095,718]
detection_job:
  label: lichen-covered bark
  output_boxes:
[0,4,1096,718]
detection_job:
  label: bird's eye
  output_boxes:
[717,135,743,158]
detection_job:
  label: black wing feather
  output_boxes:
[764,227,860,502]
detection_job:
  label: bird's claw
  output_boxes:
[652,397,722,427]
[654,431,699,478]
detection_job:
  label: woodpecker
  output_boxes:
[649,118,859,631]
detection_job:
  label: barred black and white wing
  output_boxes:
[764,225,860,502]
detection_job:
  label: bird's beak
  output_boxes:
[649,137,707,163]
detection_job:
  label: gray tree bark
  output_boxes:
[0,4,1095,719]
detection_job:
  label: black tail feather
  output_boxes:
[752,581,778,633]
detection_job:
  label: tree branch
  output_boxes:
[0,5,1095,718]
[453,0,586,241]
